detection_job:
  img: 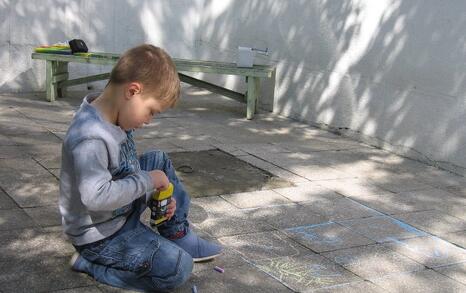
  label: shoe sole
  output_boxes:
[69,252,81,271]
[193,252,222,263]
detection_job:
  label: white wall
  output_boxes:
[1,0,465,175]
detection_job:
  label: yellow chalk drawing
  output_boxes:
[256,257,342,287]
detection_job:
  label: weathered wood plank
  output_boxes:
[179,73,245,104]
[60,73,111,87]
[32,53,274,77]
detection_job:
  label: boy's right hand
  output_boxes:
[149,170,169,191]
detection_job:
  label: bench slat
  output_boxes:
[32,52,274,77]
[179,73,245,103]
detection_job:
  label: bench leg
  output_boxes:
[246,76,260,120]
[56,62,69,98]
[45,61,58,102]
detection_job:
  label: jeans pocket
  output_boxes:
[81,225,160,275]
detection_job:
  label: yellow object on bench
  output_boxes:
[31,52,275,119]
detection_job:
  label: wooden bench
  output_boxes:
[31,52,275,119]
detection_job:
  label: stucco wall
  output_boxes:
[1,0,465,175]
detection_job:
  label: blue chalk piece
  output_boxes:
[192,285,198,293]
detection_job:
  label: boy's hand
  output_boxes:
[149,170,169,190]
[165,198,177,220]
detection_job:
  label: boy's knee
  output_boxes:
[171,250,193,288]
[150,241,193,290]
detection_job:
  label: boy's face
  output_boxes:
[117,83,171,131]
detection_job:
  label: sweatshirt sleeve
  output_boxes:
[72,139,155,211]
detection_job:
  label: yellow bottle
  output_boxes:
[150,182,174,227]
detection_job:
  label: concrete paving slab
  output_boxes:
[325,160,391,180]
[0,145,34,158]
[415,168,466,189]
[434,262,466,285]
[272,181,344,203]
[1,173,60,207]
[53,286,103,293]
[0,133,15,145]
[307,150,368,166]
[192,245,247,274]
[315,178,389,198]
[253,253,361,292]
[348,192,436,215]
[189,196,239,223]
[26,142,64,157]
[239,155,309,183]
[308,280,385,292]
[219,230,308,262]
[52,131,67,140]
[337,216,428,242]
[0,256,94,292]
[190,209,274,237]
[0,113,48,135]
[0,209,36,231]
[323,244,425,280]
[7,131,63,145]
[372,269,466,293]
[221,189,292,209]
[231,142,291,155]
[284,222,375,252]
[170,141,216,152]
[439,231,466,249]
[174,263,294,293]
[0,187,18,209]
[0,228,74,262]
[301,198,382,221]
[275,138,362,153]
[49,168,61,178]
[432,200,466,221]
[269,157,353,181]
[97,284,140,292]
[33,152,62,170]
[368,174,432,193]
[373,155,429,173]
[400,187,466,206]
[445,185,466,198]
[24,204,61,227]
[247,203,328,229]
[384,236,466,268]
[135,138,184,154]
[0,143,62,158]
[0,157,50,174]
[394,210,466,235]
[297,166,356,181]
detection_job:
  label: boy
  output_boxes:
[59,44,221,292]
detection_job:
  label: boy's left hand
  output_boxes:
[165,198,177,220]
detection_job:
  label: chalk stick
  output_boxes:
[214,266,224,273]
[192,285,198,293]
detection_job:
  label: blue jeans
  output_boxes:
[74,151,193,291]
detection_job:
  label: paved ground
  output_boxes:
[1,87,466,292]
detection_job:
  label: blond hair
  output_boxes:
[109,44,180,105]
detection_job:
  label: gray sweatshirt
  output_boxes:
[59,93,155,245]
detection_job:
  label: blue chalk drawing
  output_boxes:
[386,236,450,259]
[389,218,428,237]
[286,222,342,245]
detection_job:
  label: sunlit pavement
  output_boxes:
[1,88,465,292]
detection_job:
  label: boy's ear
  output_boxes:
[125,82,143,99]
